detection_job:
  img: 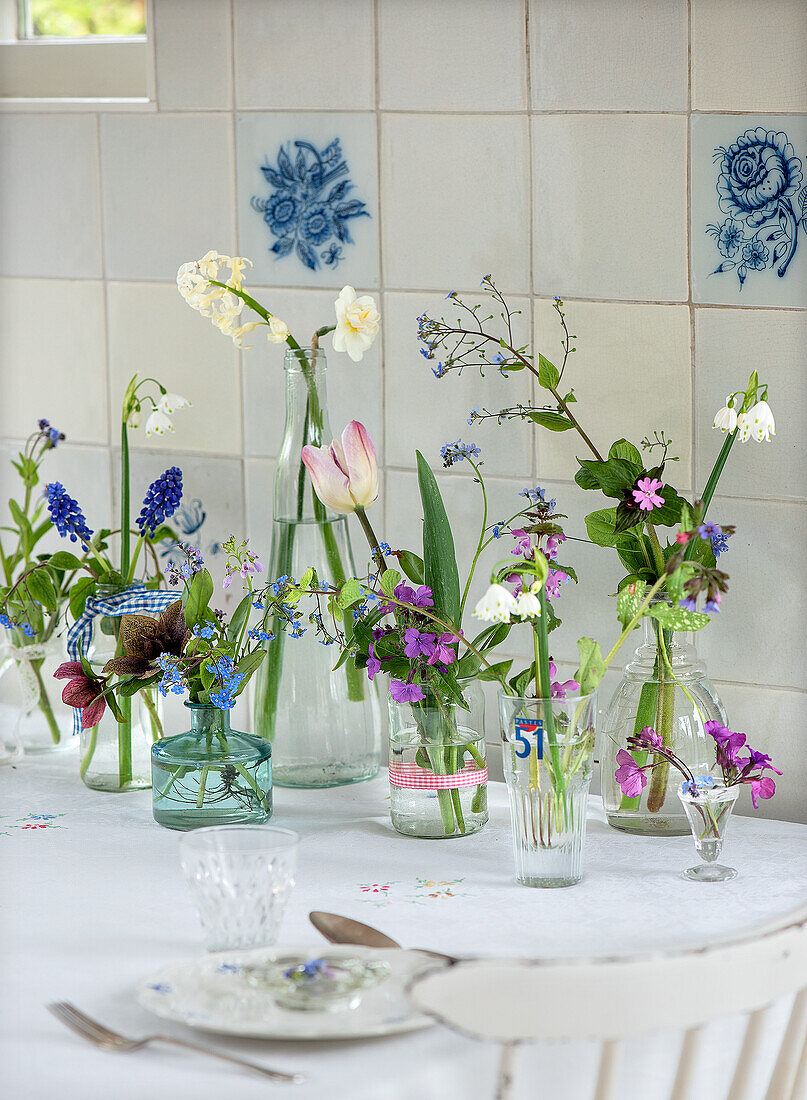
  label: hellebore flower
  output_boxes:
[332,286,380,363]
[615,749,649,799]
[473,583,518,624]
[53,662,107,729]
[632,477,665,512]
[102,601,189,679]
[302,420,379,513]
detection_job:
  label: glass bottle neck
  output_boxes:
[187,704,231,738]
[275,350,337,522]
[626,609,704,677]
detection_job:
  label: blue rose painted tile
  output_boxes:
[236,113,379,288]
[691,114,807,307]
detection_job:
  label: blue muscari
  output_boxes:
[137,467,183,537]
[44,482,93,547]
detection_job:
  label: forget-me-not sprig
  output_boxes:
[440,440,482,468]
[137,467,183,537]
[44,482,94,547]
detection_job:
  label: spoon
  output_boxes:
[309,911,459,964]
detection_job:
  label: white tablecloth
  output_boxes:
[2,752,806,1099]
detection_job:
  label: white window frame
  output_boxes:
[0,0,155,109]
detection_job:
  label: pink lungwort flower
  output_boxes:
[632,477,665,512]
[615,748,649,799]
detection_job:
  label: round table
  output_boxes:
[3,754,806,1099]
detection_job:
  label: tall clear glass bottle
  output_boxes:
[253,347,381,787]
[600,606,726,836]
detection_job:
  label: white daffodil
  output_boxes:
[746,399,775,442]
[514,584,542,619]
[332,286,380,363]
[158,392,192,415]
[266,316,290,344]
[712,403,738,433]
[144,410,175,437]
[473,583,518,624]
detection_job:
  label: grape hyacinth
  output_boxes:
[44,482,94,547]
[137,467,183,537]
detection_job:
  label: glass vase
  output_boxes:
[600,609,726,836]
[388,680,488,839]
[151,703,272,830]
[499,691,597,888]
[678,781,739,882]
[253,347,381,788]
[0,628,75,758]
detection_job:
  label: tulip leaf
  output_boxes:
[416,451,460,626]
[575,637,606,695]
[477,658,513,682]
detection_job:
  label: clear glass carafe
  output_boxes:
[1,628,75,757]
[252,348,381,787]
[152,703,272,830]
[600,610,726,836]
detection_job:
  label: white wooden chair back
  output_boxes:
[408,904,807,1100]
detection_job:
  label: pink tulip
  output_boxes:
[302,420,379,514]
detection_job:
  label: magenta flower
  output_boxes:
[545,568,569,600]
[706,720,746,767]
[632,477,665,512]
[510,529,532,557]
[548,660,579,699]
[615,749,649,798]
[390,679,425,703]
[427,633,457,666]
[393,582,434,609]
[743,748,782,775]
[403,628,436,660]
[545,532,566,559]
[636,725,664,749]
[366,643,382,681]
[748,775,776,808]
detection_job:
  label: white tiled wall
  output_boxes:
[1,0,804,819]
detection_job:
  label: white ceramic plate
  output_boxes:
[136,945,447,1040]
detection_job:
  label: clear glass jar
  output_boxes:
[253,348,381,788]
[152,703,272,830]
[388,680,488,839]
[600,609,726,836]
[0,628,75,757]
[499,692,597,888]
[678,781,739,882]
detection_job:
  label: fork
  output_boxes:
[47,1001,305,1084]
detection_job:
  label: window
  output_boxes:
[0,0,153,104]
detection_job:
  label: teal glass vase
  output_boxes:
[151,703,272,830]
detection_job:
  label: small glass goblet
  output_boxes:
[677,780,739,882]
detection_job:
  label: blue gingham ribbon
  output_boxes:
[66,583,177,736]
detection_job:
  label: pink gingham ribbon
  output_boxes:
[388,761,487,790]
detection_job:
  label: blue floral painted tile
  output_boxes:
[691,114,807,307]
[236,113,378,288]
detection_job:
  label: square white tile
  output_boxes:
[106,281,242,456]
[154,0,233,110]
[691,114,807,308]
[383,290,534,479]
[692,0,807,112]
[381,114,531,293]
[699,496,806,692]
[694,307,806,501]
[378,0,526,110]
[531,298,693,487]
[234,0,374,110]
[100,113,235,281]
[532,115,688,302]
[0,115,101,278]
[244,457,275,562]
[0,278,107,445]
[529,0,687,111]
[236,113,379,288]
[241,286,383,459]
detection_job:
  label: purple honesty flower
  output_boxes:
[403,628,436,660]
[615,749,649,799]
[706,720,747,768]
[366,643,382,681]
[748,775,777,808]
[427,633,457,666]
[635,725,664,750]
[393,582,434,609]
[743,748,782,775]
[390,679,425,703]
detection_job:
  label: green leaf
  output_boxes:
[577,457,642,499]
[25,568,57,613]
[537,354,560,390]
[527,409,574,432]
[234,649,266,693]
[227,594,252,646]
[575,637,606,694]
[48,551,84,571]
[575,464,601,490]
[608,439,643,466]
[147,524,177,544]
[116,675,159,698]
[687,535,716,570]
[617,580,647,629]
[615,531,654,578]
[585,508,619,547]
[69,576,96,620]
[477,658,513,682]
[648,485,686,527]
[416,451,460,625]
[183,569,214,631]
[337,578,364,609]
[299,567,314,591]
[396,550,425,586]
[650,603,711,632]
[613,502,645,534]
[379,569,402,598]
